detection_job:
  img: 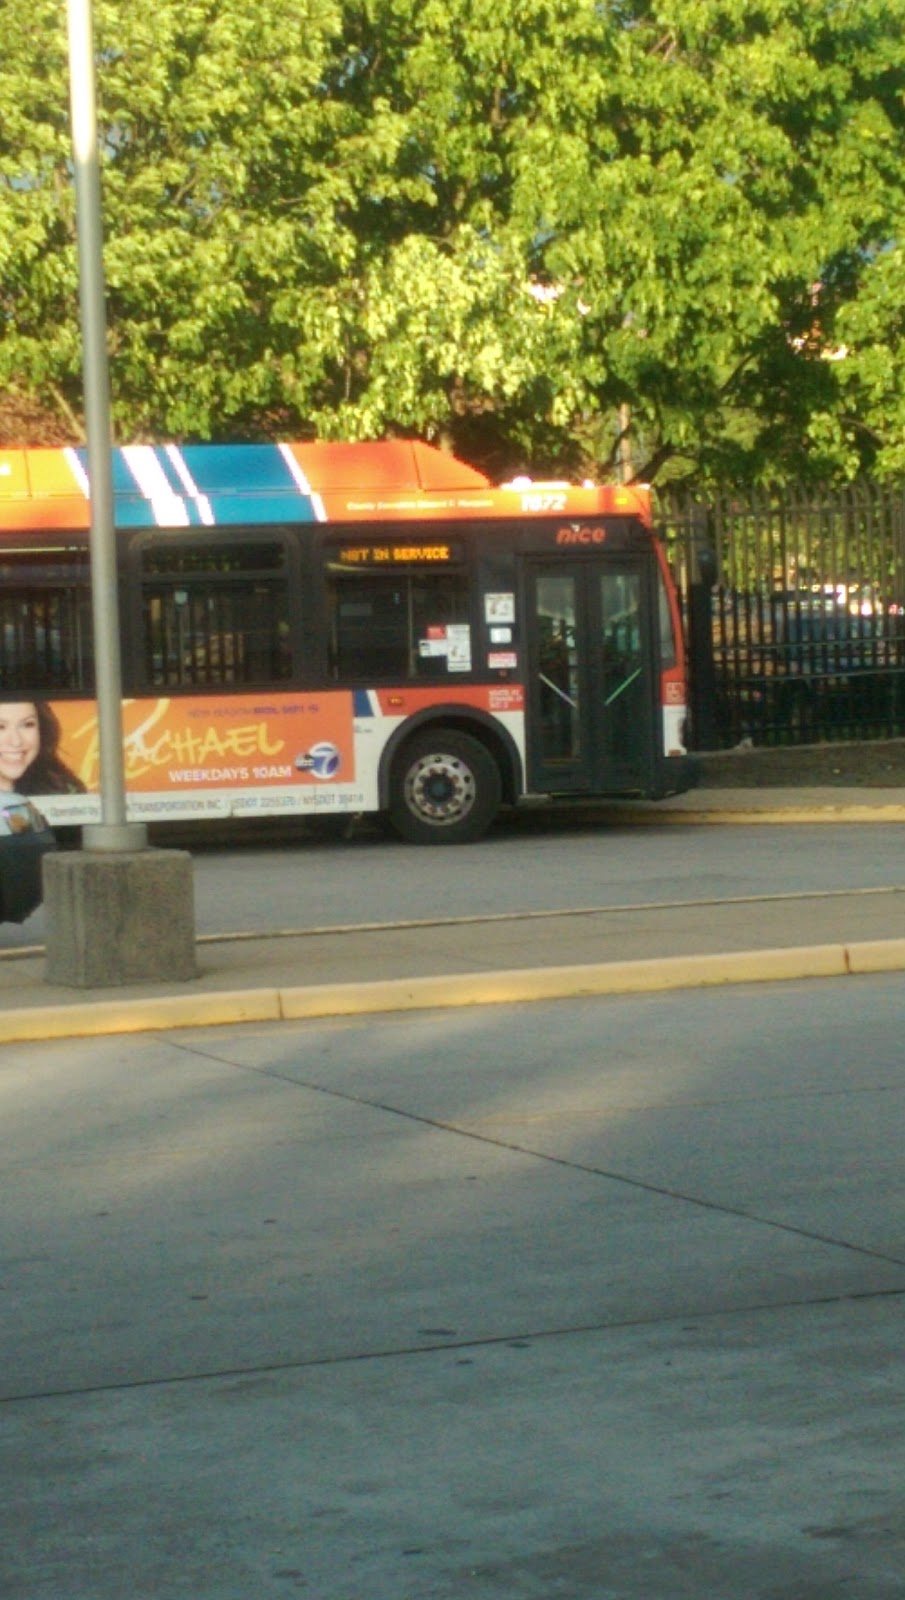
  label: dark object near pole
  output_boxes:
[0,799,56,924]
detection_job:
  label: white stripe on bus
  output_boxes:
[164,445,215,525]
[63,447,91,499]
[122,444,191,526]
[278,442,327,522]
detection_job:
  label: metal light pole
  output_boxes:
[44,0,196,986]
[66,0,145,851]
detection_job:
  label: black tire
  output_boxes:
[387,729,502,845]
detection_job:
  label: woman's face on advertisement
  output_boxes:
[0,703,41,789]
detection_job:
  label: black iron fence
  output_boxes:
[657,482,905,750]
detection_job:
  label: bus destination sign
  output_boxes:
[336,541,459,565]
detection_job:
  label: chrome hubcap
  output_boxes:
[405,752,476,826]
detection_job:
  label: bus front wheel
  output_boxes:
[387,730,502,845]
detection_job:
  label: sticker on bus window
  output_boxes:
[489,626,512,644]
[446,625,472,671]
[488,651,518,670]
[485,593,515,624]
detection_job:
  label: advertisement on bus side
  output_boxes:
[0,693,360,824]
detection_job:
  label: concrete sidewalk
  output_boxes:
[0,786,902,1042]
[3,964,905,1599]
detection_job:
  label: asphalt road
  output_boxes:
[4,817,905,949]
[2,974,904,1598]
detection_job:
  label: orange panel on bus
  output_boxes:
[0,449,89,532]
[0,451,31,500]
[286,440,491,494]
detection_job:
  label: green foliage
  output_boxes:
[0,0,903,485]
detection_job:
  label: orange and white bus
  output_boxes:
[0,440,694,842]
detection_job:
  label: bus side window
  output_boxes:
[139,538,292,689]
[0,546,94,691]
[325,551,471,682]
[658,569,678,669]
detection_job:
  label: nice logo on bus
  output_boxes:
[556,526,607,545]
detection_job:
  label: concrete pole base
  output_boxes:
[43,849,197,988]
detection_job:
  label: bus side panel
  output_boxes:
[363,696,526,810]
[21,692,371,826]
[22,687,527,826]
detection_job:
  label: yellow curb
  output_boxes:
[845,937,905,973]
[278,944,849,1018]
[612,806,905,826]
[0,988,282,1043]
[1,939,904,1044]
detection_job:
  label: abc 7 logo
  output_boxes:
[296,741,341,780]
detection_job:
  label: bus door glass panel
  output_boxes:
[535,573,581,761]
[527,556,655,793]
[598,570,645,765]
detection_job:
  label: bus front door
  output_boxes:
[525,558,657,795]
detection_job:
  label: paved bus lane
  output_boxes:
[2,973,905,1598]
[3,803,905,952]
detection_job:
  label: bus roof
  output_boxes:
[0,440,652,531]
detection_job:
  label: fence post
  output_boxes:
[685,507,719,750]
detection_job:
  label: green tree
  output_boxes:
[1,0,903,485]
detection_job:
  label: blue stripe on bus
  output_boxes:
[353,689,375,717]
[72,446,319,527]
[200,493,320,526]
[110,493,320,528]
[178,444,305,495]
[70,448,133,498]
